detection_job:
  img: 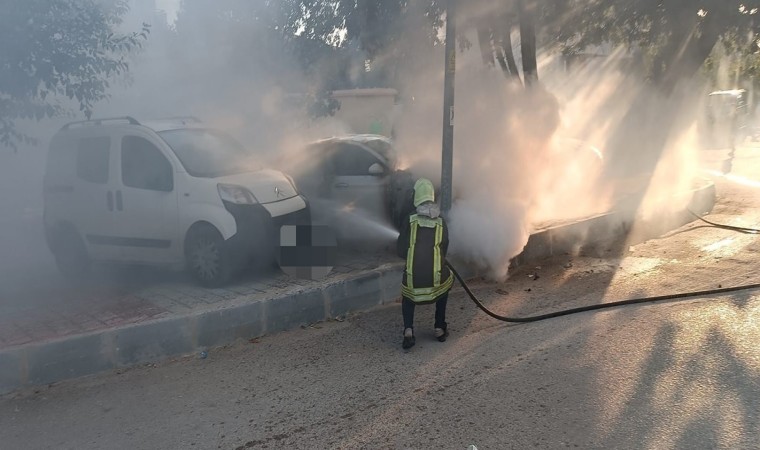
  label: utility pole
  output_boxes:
[518,0,538,86]
[440,0,456,215]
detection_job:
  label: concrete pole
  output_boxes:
[440,0,456,215]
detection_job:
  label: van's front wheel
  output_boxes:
[185,224,231,287]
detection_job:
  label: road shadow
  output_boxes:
[596,320,760,448]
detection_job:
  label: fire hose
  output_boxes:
[446,210,760,323]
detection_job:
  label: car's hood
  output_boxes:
[215,169,298,204]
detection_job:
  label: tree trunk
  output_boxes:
[659,14,722,95]
[494,45,510,75]
[517,0,538,86]
[499,25,522,83]
[477,26,496,67]
[606,13,723,180]
[650,8,707,89]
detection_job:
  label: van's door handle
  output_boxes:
[116,190,123,211]
[334,182,349,188]
[107,191,114,211]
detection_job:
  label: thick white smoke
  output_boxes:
[387,29,706,280]
[1,1,710,287]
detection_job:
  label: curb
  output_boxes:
[510,178,715,268]
[0,264,404,395]
[0,180,716,394]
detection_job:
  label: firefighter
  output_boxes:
[396,178,454,349]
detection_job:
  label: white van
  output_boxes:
[43,116,309,286]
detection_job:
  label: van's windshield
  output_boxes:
[158,129,261,178]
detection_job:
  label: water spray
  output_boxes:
[310,199,400,242]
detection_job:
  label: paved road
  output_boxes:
[3,259,760,449]
[3,146,760,449]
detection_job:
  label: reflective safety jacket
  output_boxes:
[397,213,453,303]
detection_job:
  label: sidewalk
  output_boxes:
[0,179,715,394]
[0,249,399,349]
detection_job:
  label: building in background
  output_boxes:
[330,88,398,137]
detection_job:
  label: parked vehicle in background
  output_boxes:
[699,89,751,148]
[43,116,309,286]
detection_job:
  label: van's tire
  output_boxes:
[185,224,231,287]
[51,225,90,280]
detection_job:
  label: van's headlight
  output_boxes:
[218,184,258,204]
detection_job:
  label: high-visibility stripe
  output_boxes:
[433,220,442,285]
[406,218,418,289]
[402,214,451,303]
[401,274,453,303]
[415,216,438,228]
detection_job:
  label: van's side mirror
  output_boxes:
[368,163,385,175]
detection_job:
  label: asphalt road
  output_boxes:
[3,146,760,449]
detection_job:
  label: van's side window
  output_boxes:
[76,137,110,184]
[121,136,174,192]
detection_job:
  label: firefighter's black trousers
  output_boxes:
[402,292,448,331]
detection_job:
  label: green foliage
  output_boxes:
[542,1,760,88]
[171,0,343,119]
[703,24,760,90]
[280,1,445,87]
[171,1,446,119]
[0,0,149,149]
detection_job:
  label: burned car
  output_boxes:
[288,134,604,238]
[291,134,415,231]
